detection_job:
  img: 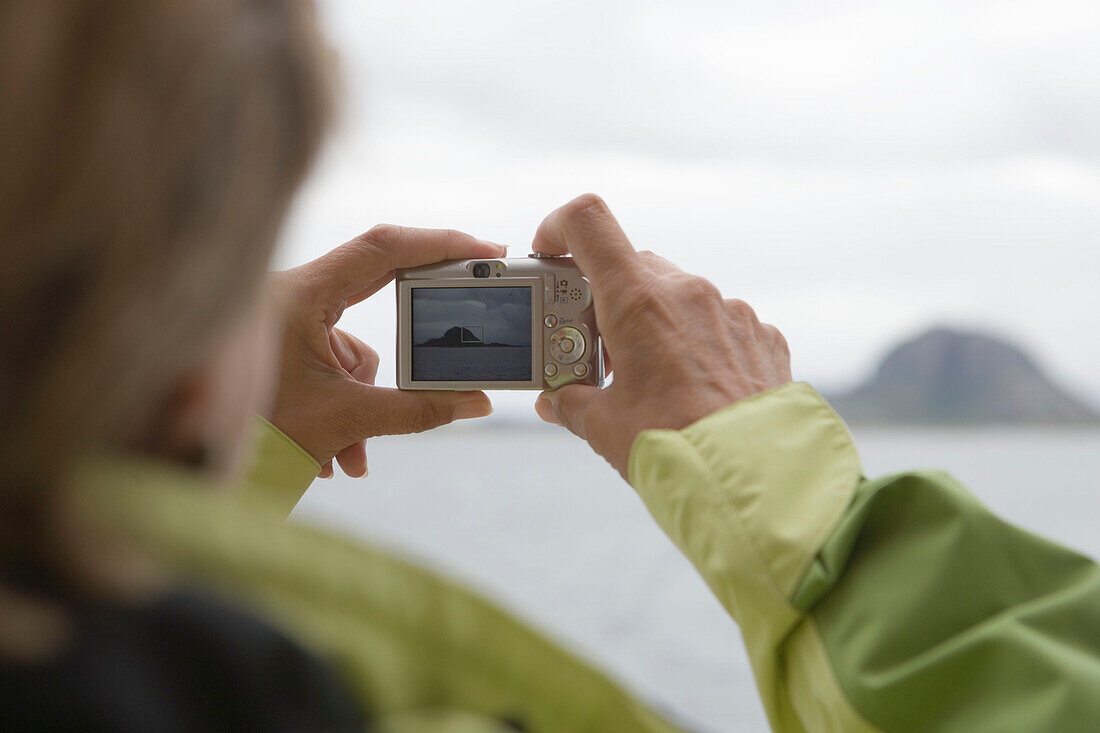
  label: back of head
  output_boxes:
[0,0,334,635]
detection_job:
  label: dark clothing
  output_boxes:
[0,590,366,732]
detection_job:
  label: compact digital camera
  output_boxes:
[396,255,603,390]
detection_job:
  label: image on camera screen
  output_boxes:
[411,287,532,381]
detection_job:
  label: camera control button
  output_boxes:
[549,327,585,364]
[544,363,558,377]
[573,363,589,378]
[544,314,558,328]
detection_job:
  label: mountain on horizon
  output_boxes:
[829,327,1100,425]
[418,325,515,348]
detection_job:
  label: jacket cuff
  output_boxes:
[627,382,863,611]
[241,415,321,518]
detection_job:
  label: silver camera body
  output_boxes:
[396,255,602,391]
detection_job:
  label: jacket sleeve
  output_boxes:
[629,382,1100,733]
[239,415,320,519]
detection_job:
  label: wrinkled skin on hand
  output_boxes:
[533,195,792,479]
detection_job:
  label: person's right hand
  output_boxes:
[532,195,792,479]
[268,225,502,479]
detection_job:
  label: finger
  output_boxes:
[534,384,599,440]
[330,329,380,384]
[318,461,334,479]
[534,393,562,426]
[323,299,347,330]
[305,226,507,302]
[759,322,793,379]
[345,272,396,308]
[335,440,368,478]
[725,298,759,324]
[760,322,790,355]
[348,386,493,437]
[531,194,646,299]
[637,250,681,276]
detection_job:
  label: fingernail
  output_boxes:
[476,239,507,252]
[454,399,493,420]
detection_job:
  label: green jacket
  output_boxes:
[85,383,1100,731]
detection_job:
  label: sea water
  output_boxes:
[293,420,1100,732]
[412,346,532,381]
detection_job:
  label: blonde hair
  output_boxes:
[0,0,334,639]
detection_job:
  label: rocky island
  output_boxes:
[829,328,1100,425]
[418,326,514,348]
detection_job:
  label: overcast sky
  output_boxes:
[278,0,1100,412]
[412,287,532,346]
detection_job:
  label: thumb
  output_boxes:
[349,385,492,437]
[535,384,600,439]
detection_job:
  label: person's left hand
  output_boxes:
[267,225,505,478]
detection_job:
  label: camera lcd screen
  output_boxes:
[411,286,532,381]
